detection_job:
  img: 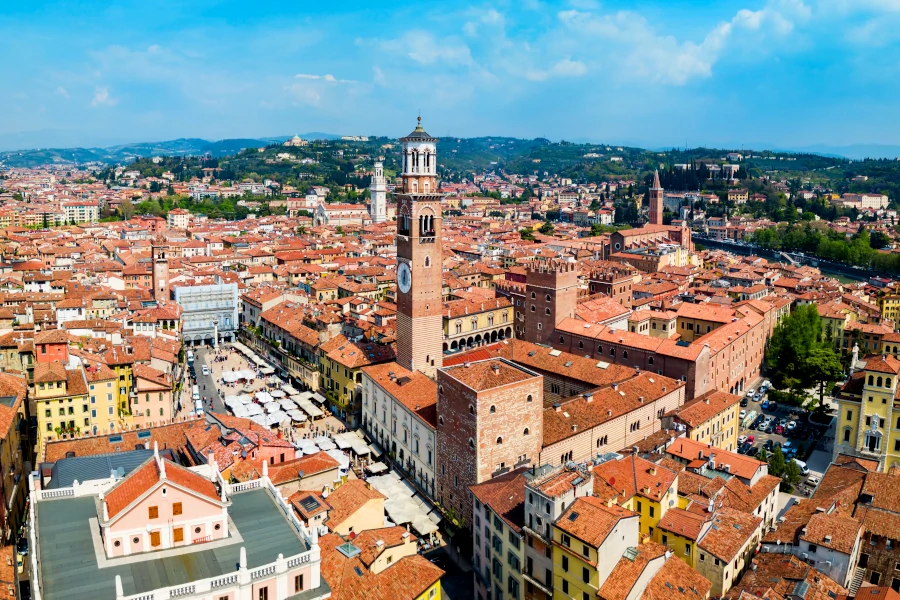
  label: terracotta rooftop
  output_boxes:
[440,358,537,392]
[104,455,221,519]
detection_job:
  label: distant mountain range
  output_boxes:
[0,133,343,168]
[3,131,900,169]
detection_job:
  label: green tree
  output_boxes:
[769,446,786,478]
[120,199,135,220]
[539,220,555,235]
[784,459,802,488]
[766,304,842,408]
[756,448,768,464]
[520,227,535,241]
[806,347,844,409]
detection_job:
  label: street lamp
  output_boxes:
[212,318,219,349]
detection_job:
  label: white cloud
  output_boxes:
[526,58,587,81]
[90,86,116,107]
[554,1,805,86]
[295,73,355,83]
[55,86,70,100]
[463,8,505,37]
[372,65,387,86]
[379,31,473,67]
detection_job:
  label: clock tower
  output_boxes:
[396,116,443,378]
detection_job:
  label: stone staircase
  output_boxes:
[849,568,866,596]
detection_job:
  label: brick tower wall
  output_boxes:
[523,261,579,345]
[436,363,543,524]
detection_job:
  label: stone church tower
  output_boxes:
[395,117,443,378]
[151,235,169,303]
[649,169,664,226]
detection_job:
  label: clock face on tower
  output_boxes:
[397,262,411,294]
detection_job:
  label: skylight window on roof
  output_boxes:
[568,512,579,521]
[337,542,362,558]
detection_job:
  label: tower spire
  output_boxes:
[652,169,661,189]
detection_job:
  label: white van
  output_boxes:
[187,350,194,363]
[192,385,200,401]
[792,459,810,476]
[195,399,204,415]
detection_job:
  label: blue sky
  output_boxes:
[3,0,900,150]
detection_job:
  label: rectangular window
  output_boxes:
[561,533,571,548]
[582,566,590,583]
[150,531,161,547]
[173,527,183,542]
[259,588,268,600]
[649,506,655,518]
[173,502,183,516]
[294,575,304,592]
[149,506,159,519]
[562,580,569,594]
[562,555,569,572]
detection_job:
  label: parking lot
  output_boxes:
[736,387,828,472]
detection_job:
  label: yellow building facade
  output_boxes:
[834,354,900,472]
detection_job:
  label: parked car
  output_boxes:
[746,435,755,444]
[769,402,779,411]
[747,447,760,457]
[738,435,748,445]
[764,439,775,450]
[740,410,747,419]
[774,425,784,435]
[761,400,770,410]
[786,421,797,431]
[778,418,788,428]
[202,364,210,376]
[807,475,821,487]
[752,394,762,402]
[741,398,749,407]
[16,537,27,556]
[746,388,755,397]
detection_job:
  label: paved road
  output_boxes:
[186,346,220,416]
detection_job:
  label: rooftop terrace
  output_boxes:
[36,487,310,600]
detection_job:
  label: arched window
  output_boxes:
[546,308,551,315]
[598,345,603,353]
[531,292,536,299]
[648,356,654,365]
[531,305,536,312]
[559,336,565,344]
[869,375,875,385]
[623,350,628,359]
[546,294,552,302]
[878,377,884,387]
[526,394,533,403]
[490,405,496,413]
[469,405,475,415]
[439,416,444,426]
[523,428,530,435]
[469,438,475,450]
[578,341,584,350]
[888,378,893,388]
[610,348,616,357]
[496,437,503,444]
[424,256,431,268]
